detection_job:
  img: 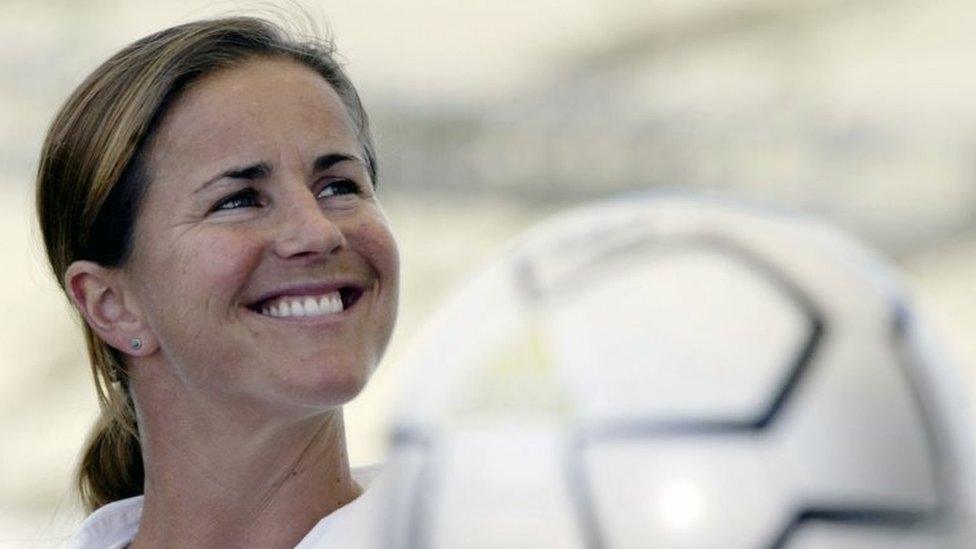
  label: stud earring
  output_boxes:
[130,338,142,351]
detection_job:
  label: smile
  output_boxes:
[251,287,364,318]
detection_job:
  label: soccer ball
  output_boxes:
[382,194,976,548]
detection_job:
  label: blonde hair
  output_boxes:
[35,16,376,513]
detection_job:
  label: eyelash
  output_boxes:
[213,188,261,211]
[212,180,361,212]
[318,179,360,199]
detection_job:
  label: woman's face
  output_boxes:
[126,57,398,411]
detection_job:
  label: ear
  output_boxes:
[64,260,158,356]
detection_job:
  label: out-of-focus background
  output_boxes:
[2,0,975,545]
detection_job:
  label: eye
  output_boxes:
[212,188,261,211]
[317,179,360,199]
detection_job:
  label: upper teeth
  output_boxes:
[260,291,344,318]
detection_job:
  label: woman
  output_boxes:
[37,16,399,548]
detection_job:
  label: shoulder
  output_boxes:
[295,463,392,548]
[64,496,143,549]
[351,462,383,487]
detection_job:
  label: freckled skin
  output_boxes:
[126,57,399,413]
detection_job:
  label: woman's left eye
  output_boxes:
[317,179,360,199]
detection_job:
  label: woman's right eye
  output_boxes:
[212,188,261,212]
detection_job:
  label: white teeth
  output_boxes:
[258,291,347,318]
[317,294,344,314]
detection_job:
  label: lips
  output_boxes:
[247,282,366,318]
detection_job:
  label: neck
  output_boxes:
[128,381,361,548]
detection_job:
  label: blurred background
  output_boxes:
[2,0,975,545]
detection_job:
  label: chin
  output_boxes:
[273,358,374,411]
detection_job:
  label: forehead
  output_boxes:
[146,56,359,178]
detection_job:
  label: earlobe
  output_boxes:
[64,260,157,356]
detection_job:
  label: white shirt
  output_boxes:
[64,465,386,549]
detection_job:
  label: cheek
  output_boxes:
[354,214,400,293]
[137,227,268,387]
[194,232,264,295]
[346,210,400,346]
[146,227,266,318]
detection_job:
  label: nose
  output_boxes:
[272,190,347,260]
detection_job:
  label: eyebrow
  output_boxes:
[314,153,359,172]
[195,153,363,194]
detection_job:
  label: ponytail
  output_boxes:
[76,332,144,513]
[78,411,144,512]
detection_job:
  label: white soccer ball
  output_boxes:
[382,194,976,548]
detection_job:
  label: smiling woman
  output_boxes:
[36,16,398,548]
